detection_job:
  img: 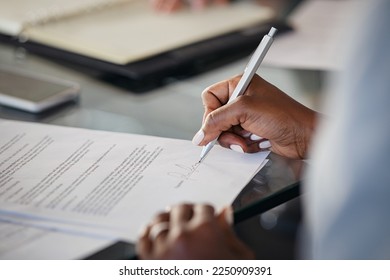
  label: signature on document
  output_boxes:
[167,162,200,188]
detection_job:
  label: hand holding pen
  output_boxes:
[193,27,276,162]
[192,28,317,160]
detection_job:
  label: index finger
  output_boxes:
[201,75,241,123]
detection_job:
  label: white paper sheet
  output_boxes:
[264,0,365,70]
[0,119,268,242]
[0,218,112,260]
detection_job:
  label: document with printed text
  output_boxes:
[0,119,268,245]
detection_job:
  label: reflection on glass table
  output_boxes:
[233,152,303,222]
[233,152,304,259]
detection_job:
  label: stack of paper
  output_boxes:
[0,119,268,259]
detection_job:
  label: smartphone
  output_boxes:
[0,66,80,113]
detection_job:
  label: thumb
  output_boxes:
[217,206,233,228]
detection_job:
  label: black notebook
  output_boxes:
[0,0,290,91]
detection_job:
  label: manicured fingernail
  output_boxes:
[242,131,252,138]
[250,134,263,141]
[224,206,233,225]
[259,140,272,149]
[192,129,204,145]
[230,144,244,153]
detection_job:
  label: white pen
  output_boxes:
[198,27,277,163]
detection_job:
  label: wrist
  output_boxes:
[296,109,318,159]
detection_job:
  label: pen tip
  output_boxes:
[269,27,278,37]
